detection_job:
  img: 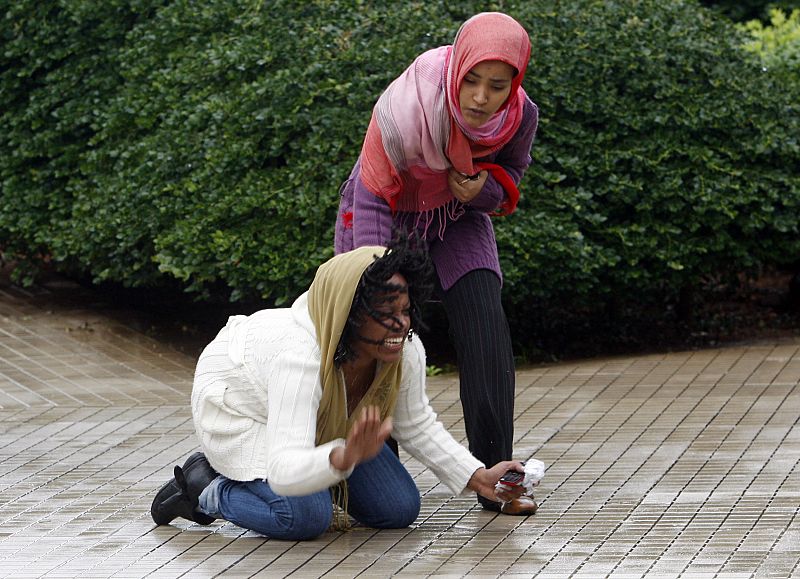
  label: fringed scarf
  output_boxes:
[359,12,532,226]
[307,246,403,530]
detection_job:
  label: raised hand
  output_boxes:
[329,405,393,471]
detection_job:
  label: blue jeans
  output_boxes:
[199,444,421,540]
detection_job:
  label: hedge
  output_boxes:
[499,0,800,311]
[0,0,156,284]
[2,0,799,327]
[700,0,795,22]
[740,8,800,84]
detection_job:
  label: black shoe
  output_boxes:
[480,499,502,513]
[151,452,219,526]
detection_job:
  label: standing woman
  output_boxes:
[334,12,538,515]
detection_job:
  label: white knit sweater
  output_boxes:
[190,291,484,497]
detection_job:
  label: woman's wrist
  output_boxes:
[466,173,504,211]
[330,446,345,471]
[466,467,488,492]
[329,446,353,472]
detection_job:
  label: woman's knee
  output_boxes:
[265,495,333,541]
[392,492,421,528]
[219,483,332,541]
[271,511,331,541]
[445,271,506,321]
[355,488,420,529]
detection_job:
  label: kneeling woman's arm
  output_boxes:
[260,345,355,496]
[391,339,521,501]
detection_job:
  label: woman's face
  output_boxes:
[458,60,515,129]
[351,273,411,365]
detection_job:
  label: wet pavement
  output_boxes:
[1,273,799,578]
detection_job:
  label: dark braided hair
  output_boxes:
[334,232,434,366]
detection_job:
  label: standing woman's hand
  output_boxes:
[329,405,392,471]
[448,168,488,203]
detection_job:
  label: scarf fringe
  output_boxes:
[330,480,351,531]
[399,198,465,241]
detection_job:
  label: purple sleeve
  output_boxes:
[467,99,539,212]
[353,176,394,246]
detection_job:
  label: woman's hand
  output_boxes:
[329,405,393,471]
[448,168,488,203]
[466,461,526,503]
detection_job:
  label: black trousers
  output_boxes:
[439,269,515,501]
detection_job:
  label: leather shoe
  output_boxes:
[500,496,538,516]
[151,452,219,526]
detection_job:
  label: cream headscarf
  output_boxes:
[307,247,406,530]
[307,245,406,529]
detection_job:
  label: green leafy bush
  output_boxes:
[0,0,156,283]
[498,0,800,315]
[3,0,476,301]
[2,0,799,338]
[700,0,798,22]
[740,8,800,82]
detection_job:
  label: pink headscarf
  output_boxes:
[359,12,531,215]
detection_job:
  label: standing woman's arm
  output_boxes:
[466,100,539,213]
[352,175,395,246]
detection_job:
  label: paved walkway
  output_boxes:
[1,273,799,578]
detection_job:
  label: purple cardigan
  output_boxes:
[335,98,538,291]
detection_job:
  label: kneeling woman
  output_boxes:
[151,238,525,539]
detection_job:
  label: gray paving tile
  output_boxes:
[2,275,800,577]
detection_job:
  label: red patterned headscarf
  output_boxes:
[359,12,531,214]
